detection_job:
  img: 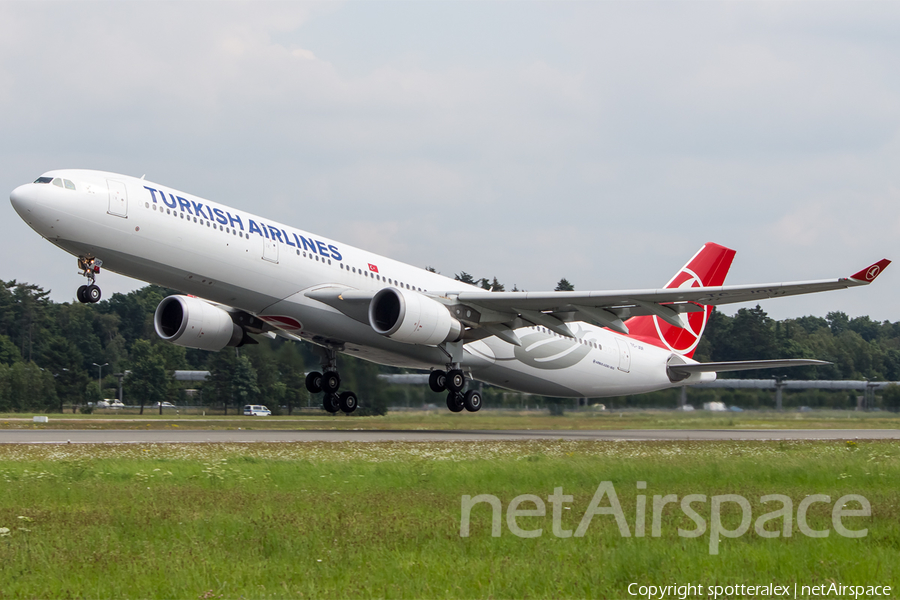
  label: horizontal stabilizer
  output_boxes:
[668,359,830,377]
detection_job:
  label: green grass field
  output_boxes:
[2,408,900,431]
[0,440,897,598]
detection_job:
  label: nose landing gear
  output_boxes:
[76,257,103,304]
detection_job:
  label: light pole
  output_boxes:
[92,362,108,403]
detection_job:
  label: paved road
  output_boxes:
[1,429,898,443]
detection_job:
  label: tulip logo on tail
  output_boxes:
[625,243,736,359]
[865,265,881,281]
[653,268,709,356]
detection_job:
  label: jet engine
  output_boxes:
[368,287,463,346]
[154,295,245,351]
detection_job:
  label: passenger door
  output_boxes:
[616,337,631,373]
[263,238,278,263]
[107,179,128,217]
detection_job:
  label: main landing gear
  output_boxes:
[76,257,103,304]
[429,366,482,413]
[305,348,358,414]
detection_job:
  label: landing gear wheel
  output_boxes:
[76,285,89,304]
[322,371,341,394]
[338,391,358,414]
[305,371,323,394]
[429,370,447,393]
[323,393,340,414]
[446,369,465,393]
[447,391,464,413]
[463,390,483,412]
[86,285,101,303]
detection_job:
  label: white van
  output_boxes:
[243,405,271,416]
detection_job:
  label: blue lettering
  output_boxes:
[328,245,342,261]
[228,213,243,230]
[248,220,263,236]
[213,208,228,225]
[163,193,177,209]
[293,233,304,248]
[191,201,208,219]
[267,226,284,243]
[283,230,296,247]
[144,186,160,203]
[177,196,193,215]
[300,236,317,253]
[316,240,330,257]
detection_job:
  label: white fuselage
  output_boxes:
[11,169,710,397]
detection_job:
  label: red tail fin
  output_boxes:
[625,242,736,358]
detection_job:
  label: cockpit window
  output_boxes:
[35,176,76,190]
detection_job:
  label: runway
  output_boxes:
[1,428,898,443]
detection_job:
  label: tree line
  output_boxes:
[0,278,898,414]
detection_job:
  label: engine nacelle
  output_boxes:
[154,295,244,351]
[368,287,463,346]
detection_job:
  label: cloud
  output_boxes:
[2,2,899,321]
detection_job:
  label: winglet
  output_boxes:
[850,259,891,283]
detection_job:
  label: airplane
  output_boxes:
[10,169,890,414]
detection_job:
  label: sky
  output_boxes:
[2,2,899,322]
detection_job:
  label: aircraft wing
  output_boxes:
[449,259,890,336]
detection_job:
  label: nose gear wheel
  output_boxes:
[76,257,103,304]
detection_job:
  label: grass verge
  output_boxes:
[0,440,898,598]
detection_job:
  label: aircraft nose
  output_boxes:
[9,184,32,215]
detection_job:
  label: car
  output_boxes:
[243,405,271,416]
[152,402,177,409]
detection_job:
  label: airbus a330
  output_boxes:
[10,170,890,413]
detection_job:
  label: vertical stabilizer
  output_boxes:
[625,242,736,358]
